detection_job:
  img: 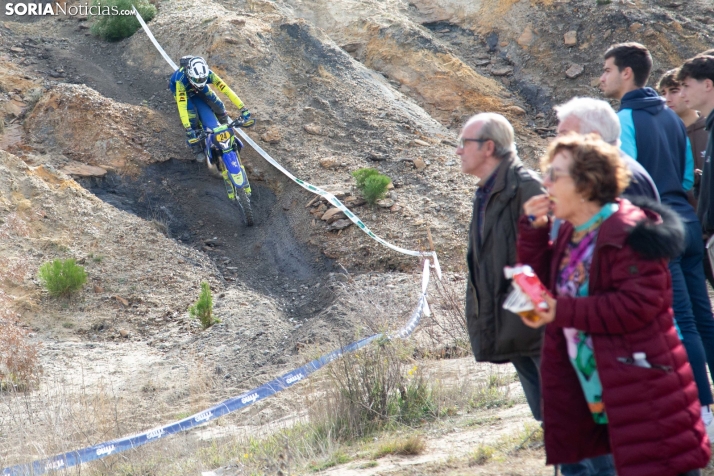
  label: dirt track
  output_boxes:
[79,160,336,319]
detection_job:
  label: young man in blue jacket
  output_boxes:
[600,43,714,436]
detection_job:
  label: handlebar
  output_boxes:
[202,116,254,136]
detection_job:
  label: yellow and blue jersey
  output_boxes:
[168,68,245,129]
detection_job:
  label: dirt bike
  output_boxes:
[199,117,255,226]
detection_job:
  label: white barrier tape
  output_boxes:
[129,6,439,263]
[235,129,437,260]
[131,6,178,71]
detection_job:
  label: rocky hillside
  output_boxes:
[1,0,713,473]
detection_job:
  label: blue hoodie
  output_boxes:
[618,87,697,222]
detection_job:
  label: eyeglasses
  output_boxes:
[544,165,570,183]
[457,137,490,149]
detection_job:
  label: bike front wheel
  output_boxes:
[235,188,254,226]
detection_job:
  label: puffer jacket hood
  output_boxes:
[620,87,665,115]
[625,196,685,260]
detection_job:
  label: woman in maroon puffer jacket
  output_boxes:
[519,134,710,476]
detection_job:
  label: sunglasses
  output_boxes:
[544,165,570,182]
[457,137,490,149]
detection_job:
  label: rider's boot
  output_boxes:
[191,143,205,163]
[221,169,236,200]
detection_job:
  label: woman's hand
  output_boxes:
[523,194,551,228]
[520,292,557,328]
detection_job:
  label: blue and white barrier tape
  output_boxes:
[2,262,431,475]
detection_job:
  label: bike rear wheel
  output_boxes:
[236,188,254,226]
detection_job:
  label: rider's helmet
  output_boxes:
[186,57,209,89]
[179,55,194,69]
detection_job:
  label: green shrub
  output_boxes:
[38,259,87,297]
[189,282,216,329]
[351,168,391,205]
[351,168,380,189]
[90,0,157,42]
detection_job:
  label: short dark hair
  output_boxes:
[657,69,680,91]
[677,55,714,83]
[541,134,631,205]
[604,42,653,87]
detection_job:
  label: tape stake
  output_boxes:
[421,259,430,294]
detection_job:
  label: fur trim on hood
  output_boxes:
[625,196,685,260]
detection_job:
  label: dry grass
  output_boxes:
[0,269,520,475]
[374,434,426,458]
[419,272,471,358]
[468,444,495,466]
[0,253,41,390]
[0,324,41,391]
[0,354,225,475]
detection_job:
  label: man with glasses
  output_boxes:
[460,113,546,423]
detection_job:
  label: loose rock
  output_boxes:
[413,158,427,171]
[321,207,347,223]
[319,157,338,168]
[564,30,577,46]
[260,126,282,143]
[490,66,513,77]
[327,219,352,231]
[303,123,323,135]
[517,26,535,47]
[505,106,527,116]
[565,64,584,79]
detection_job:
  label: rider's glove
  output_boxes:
[240,107,255,127]
[185,128,199,144]
[217,112,230,124]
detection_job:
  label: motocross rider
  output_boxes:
[168,56,254,161]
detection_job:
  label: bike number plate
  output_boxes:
[215,131,231,142]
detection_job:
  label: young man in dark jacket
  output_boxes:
[600,42,714,436]
[658,69,708,209]
[459,113,545,422]
[677,55,714,236]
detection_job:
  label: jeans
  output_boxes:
[703,240,714,289]
[560,454,615,476]
[669,220,714,406]
[511,355,542,422]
